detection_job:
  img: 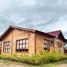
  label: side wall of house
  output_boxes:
[1,29,36,56]
[35,33,54,54]
[35,34,64,54]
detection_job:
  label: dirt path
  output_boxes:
[57,64,67,67]
[0,60,29,67]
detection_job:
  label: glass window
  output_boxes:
[3,41,10,53]
[20,40,23,49]
[44,40,53,51]
[16,39,28,52]
[57,42,62,52]
[23,40,25,43]
[26,39,28,49]
[57,42,62,47]
[49,41,53,47]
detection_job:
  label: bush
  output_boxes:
[49,52,65,62]
[0,51,67,65]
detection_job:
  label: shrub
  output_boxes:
[49,52,66,62]
[0,51,67,65]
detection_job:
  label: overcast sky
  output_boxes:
[0,0,67,38]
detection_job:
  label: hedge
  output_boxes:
[0,51,67,65]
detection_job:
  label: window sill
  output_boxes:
[16,49,29,53]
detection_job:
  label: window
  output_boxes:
[49,41,54,47]
[16,39,28,52]
[3,41,10,53]
[57,42,62,47]
[44,40,49,51]
[57,42,62,52]
[44,40,53,51]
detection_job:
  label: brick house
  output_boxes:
[0,26,65,56]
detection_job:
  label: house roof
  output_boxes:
[0,25,55,40]
[48,30,61,37]
[48,30,65,41]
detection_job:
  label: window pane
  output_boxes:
[17,44,19,49]
[6,49,7,52]
[23,40,25,43]
[20,40,22,44]
[44,45,48,48]
[57,42,62,47]
[19,40,23,49]
[17,41,19,44]
[26,43,28,49]
[20,44,23,49]
[44,40,48,43]
[44,40,49,45]
[49,41,53,46]
[17,41,19,49]
[44,40,50,51]
[26,39,28,43]
[7,45,9,48]
[6,42,9,45]
[23,44,25,49]
[8,49,10,52]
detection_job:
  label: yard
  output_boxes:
[0,59,67,67]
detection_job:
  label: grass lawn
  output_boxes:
[35,60,67,67]
[0,59,67,67]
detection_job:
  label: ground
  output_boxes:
[0,60,67,67]
[57,64,67,67]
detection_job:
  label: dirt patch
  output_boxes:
[57,64,67,67]
[0,60,30,67]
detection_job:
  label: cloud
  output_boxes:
[0,0,67,38]
[38,15,67,38]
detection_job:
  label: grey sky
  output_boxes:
[0,0,67,38]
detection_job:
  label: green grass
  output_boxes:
[29,63,55,67]
[29,63,56,67]
[29,60,67,67]
[0,59,67,67]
